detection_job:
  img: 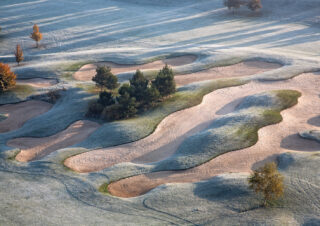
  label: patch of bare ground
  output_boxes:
[65,61,282,173]
[175,61,281,86]
[8,120,100,162]
[73,55,197,81]
[0,100,52,133]
[107,72,320,198]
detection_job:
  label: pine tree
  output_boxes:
[152,64,176,97]
[92,66,119,91]
[130,69,149,102]
[248,162,284,207]
[30,24,43,48]
[0,63,16,93]
[14,44,24,66]
[97,91,115,107]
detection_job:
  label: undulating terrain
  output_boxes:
[0,0,319,225]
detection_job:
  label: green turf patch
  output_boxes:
[0,84,35,105]
[98,183,110,195]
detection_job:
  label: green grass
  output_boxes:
[98,183,110,195]
[0,84,35,104]
[275,90,301,110]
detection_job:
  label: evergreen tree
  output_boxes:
[30,24,43,48]
[153,64,176,97]
[145,85,160,104]
[92,66,118,91]
[0,63,16,93]
[248,162,284,207]
[130,69,149,102]
[14,44,24,65]
[97,91,115,107]
[117,92,137,118]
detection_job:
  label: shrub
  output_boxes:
[152,64,176,97]
[248,162,284,207]
[14,44,24,65]
[30,24,43,48]
[97,91,115,107]
[101,104,123,121]
[0,62,16,93]
[117,92,137,118]
[92,66,119,91]
[86,102,104,118]
[224,0,243,12]
[47,90,61,103]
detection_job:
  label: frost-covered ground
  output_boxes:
[0,0,320,225]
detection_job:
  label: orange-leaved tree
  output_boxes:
[14,44,24,65]
[0,63,16,93]
[30,24,43,48]
[248,162,284,207]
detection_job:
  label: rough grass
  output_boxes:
[98,183,110,195]
[0,84,35,105]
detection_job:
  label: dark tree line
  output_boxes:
[87,64,176,121]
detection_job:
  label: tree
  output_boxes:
[247,0,262,11]
[145,85,160,105]
[0,63,16,93]
[92,66,118,91]
[224,0,243,13]
[152,64,176,97]
[130,69,149,102]
[248,162,284,207]
[14,44,24,66]
[30,24,43,48]
[117,92,137,118]
[97,91,115,107]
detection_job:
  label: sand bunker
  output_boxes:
[0,100,52,133]
[73,55,197,81]
[107,72,320,197]
[17,78,58,88]
[175,61,281,86]
[65,61,282,173]
[8,120,100,162]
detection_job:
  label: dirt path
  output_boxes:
[108,72,320,198]
[0,100,52,133]
[17,78,58,88]
[65,61,282,173]
[8,120,100,162]
[73,55,197,81]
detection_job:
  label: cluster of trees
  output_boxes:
[248,162,284,207]
[87,64,176,121]
[224,0,262,13]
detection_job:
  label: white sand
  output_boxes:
[8,120,100,162]
[107,72,320,197]
[0,101,52,134]
[73,55,197,81]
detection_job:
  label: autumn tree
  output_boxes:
[30,24,43,48]
[247,0,262,11]
[248,162,284,207]
[0,63,16,93]
[14,44,24,65]
[92,66,119,91]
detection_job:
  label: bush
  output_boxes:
[117,92,137,118]
[86,102,104,118]
[101,104,123,121]
[47,90,61,103]
[97,91,115,107]
[130,69,149,102]
[152,64,175,97]
[92,66,119,91]
[248,162,284,207]
[0,63,16,93]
